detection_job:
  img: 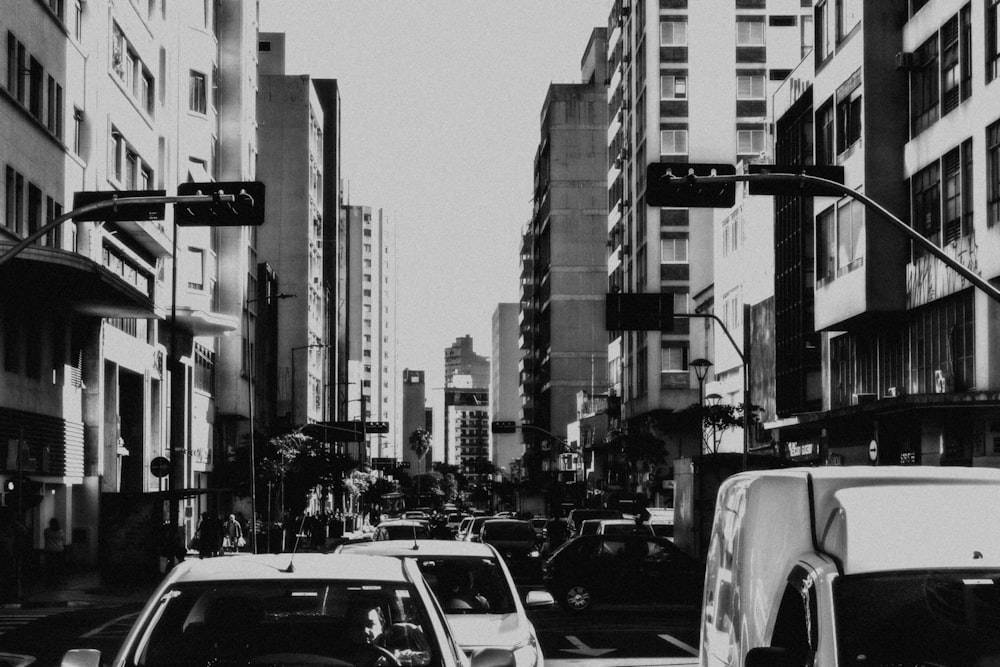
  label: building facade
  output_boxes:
[519,28,610,481]
[490,303,521,479]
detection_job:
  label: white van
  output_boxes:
[700,466,1000,667]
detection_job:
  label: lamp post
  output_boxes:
[705,393,722,453]
[689,358,713,406]
[245,292,294,553]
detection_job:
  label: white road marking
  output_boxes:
[657,633,698,656]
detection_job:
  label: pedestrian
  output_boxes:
[197,512,222,558]
[42,517,66,585]
[159,522,186,573]
[223,513,244,552]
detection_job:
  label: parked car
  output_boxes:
[455,516,476,541]
[372,519,431,541]
[478,519,543,585]
[566,508,624,536]
[647,507,674,539]
[337,539,552,666]
[543,534,704,612]
[576,519,603,537]
[445,512,467,537]
[59,552,515,667]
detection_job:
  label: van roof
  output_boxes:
[731,466,1000,574]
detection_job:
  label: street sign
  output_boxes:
[73,190,167,222]
[150,456,171,478]
[302,421,364,441]
[175,181,265,227]
[606,292,674,331]
[371,457,395,470]
[491,421,517,434]
[645,162,736,208]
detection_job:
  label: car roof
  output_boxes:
[378,519,427,526]
[337,539,499,558]
[165,553,410,584]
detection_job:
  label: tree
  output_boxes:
[409,428,431,497]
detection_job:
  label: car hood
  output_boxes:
[446,612,533,650]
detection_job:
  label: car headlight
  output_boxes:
[511,634,541,667]
[528,550,540,558]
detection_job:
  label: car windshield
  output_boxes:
[481,522,534,541]
[415,556,517,615]
[126,579,441,667]
[834,570,1000,666]
[602,522,653,536]
[380,524,429,539]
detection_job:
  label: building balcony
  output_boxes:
[0,241,161,319]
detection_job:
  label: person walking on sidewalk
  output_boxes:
[223,514,244,552]
[43,517,66,586]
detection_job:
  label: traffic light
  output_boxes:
[645,163,736,208]
[3,477,16,496]
[175,181,266,227]
[491,421,517,434]
[365,422,390,434]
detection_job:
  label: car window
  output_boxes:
[481,522,534,541]
[415,556,517,615]
[130,580,441,667]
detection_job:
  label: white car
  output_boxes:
[595,518,654,537]
[59,553,515,667]
[338,539,552,667]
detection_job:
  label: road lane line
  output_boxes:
[657,633,698,656]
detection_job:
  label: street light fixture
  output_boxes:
[689,358,713,406]
[705,392,722,452]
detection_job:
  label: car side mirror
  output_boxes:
[470,647,516,667]
[746,647,805,667]
[60,649,102,667]
[524,590,554,608]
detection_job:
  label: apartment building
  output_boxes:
[765,0,1000,467]
[257,33,331,430]
[401,369,431,473]
[0,0,258,573]
[607,0,812,483]
[519,28,610,482]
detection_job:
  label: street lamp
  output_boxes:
[245,292,295,553]
[705,393,722,453]
[689,358,713,406]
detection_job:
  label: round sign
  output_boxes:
[868,439,878,463]
[150,456,171,478]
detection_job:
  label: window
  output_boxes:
[736,75,765,99]
[46,76,63,138]
[801,15,814,59]
[186,248,205,290]
[47,0,65,21]
[72,107,84,155]
[737,128,766,154]
[988,0,1000,82]
[816,206,836,282]
[28,57,43,120]
[836,0,861,39]
[817,100,835,165]
[74,1,83,40]
[988,119,1000,227]
[661,343,687,373]
[111,129,124,182]
[112,23,125,78]
[836,87,862,153]
[660,75,687,99]
[836,198,864,270]
[816,0,835,61]
[911,160,941,247]
[660,129,688,155]
[736,20,765,46]
[27,183,41,237]
[660,21,687,46]
[189,71,207,113]
[911,35,939,135]
[661,236,688,262]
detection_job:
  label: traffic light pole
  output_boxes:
[0,193,235,269]
[667,172,1000,305]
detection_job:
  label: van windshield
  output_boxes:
[834,570,1000,666]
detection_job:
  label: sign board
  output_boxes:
[150,456,171,478]
[606,293,674,331]
[868,439,879,463]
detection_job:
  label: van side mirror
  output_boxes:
[746,647,805,667]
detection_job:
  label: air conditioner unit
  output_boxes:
[895,51,914,71]
[886,386,899,398]
[851,392,876,405]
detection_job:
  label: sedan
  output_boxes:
[338,539,552,667]
[542,534,704,612]
[478,519,543,585]
[373,519,432,541]
[59,553,516,667]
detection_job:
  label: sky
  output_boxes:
[258,0,610,402]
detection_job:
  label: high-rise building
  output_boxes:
[257,34,330,429]
[519,28,609,481]
[401,369,431,474]
[491,303,521,479]
[607,0,812,485]
[445,335,490,388]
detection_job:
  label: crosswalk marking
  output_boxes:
[80,612,138,639]
[0,607,68,636]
